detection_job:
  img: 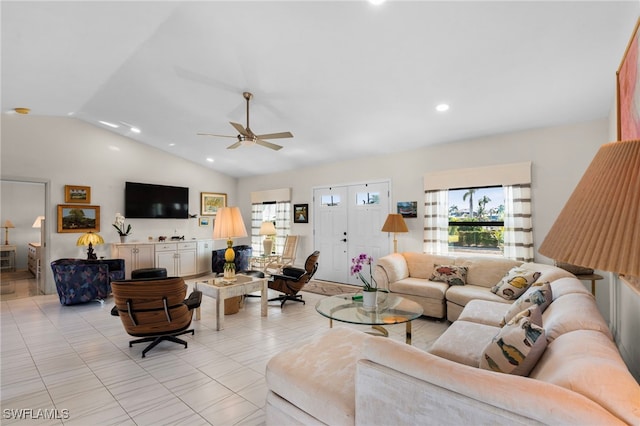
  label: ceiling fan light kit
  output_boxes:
[198,92,293,151]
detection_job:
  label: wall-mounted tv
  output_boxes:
[125,181,189,219]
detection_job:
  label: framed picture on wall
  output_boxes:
[201,192,227,216]
[199,217,210,227]
[294,204,309,223]
[57,204,100,233]
[617,18,640,141]
[397,201,417,218]
[64,185,91,203]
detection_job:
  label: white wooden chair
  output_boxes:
[265,235,299,275]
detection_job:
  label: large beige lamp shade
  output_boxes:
[77,231,104,260]
[381,213,409,253]
[213,206,248,279]
[539,139,640,277]
[259,221,276,255]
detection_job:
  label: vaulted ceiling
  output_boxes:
[2,1,638,177]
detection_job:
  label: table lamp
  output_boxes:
[259,221,276,255]
[2,220,15,245]
[539,139,640,278]
[77,231,104,260]
[381,213,409,253]
[213,206,248,279]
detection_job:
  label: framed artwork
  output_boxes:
[57,204,100,233]
[397,201,417,218]
[617,18,640,141]
[64,185,91,204]
[294,204,309,223]
[199,217,210,227]
[201,192,227,216]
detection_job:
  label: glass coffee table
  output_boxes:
[315,292,424,344]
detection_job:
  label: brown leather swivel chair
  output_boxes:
[111,276,201,358]
[268,251,320,308]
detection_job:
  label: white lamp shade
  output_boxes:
[259,221,276,236]
[213,206,248,240]
[32,216,45,228]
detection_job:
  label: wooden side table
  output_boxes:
[575,273,603,297]
[0,245,16,272]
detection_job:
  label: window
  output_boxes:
[448,186,504,256]
[251,202,291,255]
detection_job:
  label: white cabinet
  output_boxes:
[28,243,41,278]
[197,239,213,274]
[113,244,155,279]
[155,242,197,277]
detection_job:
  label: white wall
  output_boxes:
[1,114,239,293]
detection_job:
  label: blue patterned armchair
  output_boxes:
[51,258,125,305]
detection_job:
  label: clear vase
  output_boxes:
[362,290,377,308]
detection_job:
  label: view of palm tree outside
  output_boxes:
[448,186,504,255]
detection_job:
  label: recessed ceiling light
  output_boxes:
[99,120,119,128]
[130,127,141,134]
[169,143,176,147]
[436,103,450,112]
[206,158,214,163]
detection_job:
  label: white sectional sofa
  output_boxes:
[373,252,573,321]
[265,255,640,425]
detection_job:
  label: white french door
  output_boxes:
[313,181,390,284]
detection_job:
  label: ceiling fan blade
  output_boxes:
[226,141,243,149]
[256,139,283,151]
[230,122,251,137]
[255,131,293,140]
[197,132,237,139]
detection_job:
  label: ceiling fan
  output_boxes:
[198,92,293,151]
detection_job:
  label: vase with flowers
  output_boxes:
[351,253,378,308]
[113,213,132,243]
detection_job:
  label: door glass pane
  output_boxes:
[321,195,341,206]
[355,192,379,205]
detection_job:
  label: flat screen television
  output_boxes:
[125,182,189,219]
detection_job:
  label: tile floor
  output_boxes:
[0,279,449,425]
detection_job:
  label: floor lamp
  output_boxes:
[381,214,408,253]
[213,206,248,280]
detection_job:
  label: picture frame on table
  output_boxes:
[64,185,91,204]
[617,18,640,141]
[201,192,227,216]
[57,204,100,233]
[294,204,309,223]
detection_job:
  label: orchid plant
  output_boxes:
[350,253,377,292]
[112,213,132,236]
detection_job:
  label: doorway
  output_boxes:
[313,181,390,284]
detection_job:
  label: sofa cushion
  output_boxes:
[430,264,468,286]
[530,330,640,425]
[491,267,541,300]
[266,327,370,426]
[389,277,448,300]
[480,306,546,376]
[542,292,612,341]
[500,282,552,326]
[428,320,498,367]
[454,257,521,288]
[457,299,510,327]
[549,277,591,299]
[403,252,454,279]
[521,262,575,283]
[446,284,511,307]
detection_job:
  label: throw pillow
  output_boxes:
[430,264,468,286]
[480,306,547,376]
[500,281,552,326]
[491,267,541,300]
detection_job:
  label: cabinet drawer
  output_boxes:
[178,242,197,250]
[155,243,178,252]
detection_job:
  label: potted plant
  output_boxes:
[113,213,132,243]
[351,253,378,308]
